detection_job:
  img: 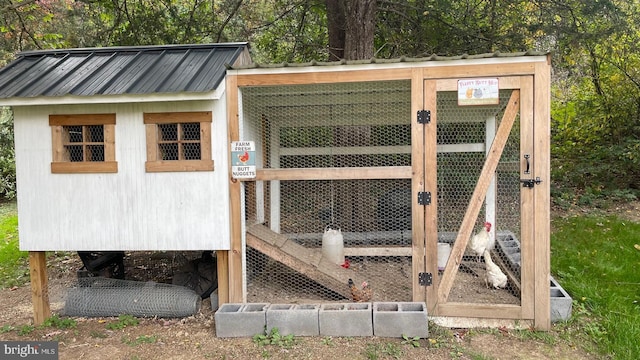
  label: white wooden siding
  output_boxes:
[14,100,231,251]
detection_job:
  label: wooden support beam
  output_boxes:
[533,59,552,330]
[247,224,366,300]
[250,166,412,181]
[226,74,244,303]
[216,250,229,304]
[29,251,50,325]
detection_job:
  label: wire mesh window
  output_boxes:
[144,111,213,172]
[62,125,105,162]
[49,113,117,173]
[157,123,202,161]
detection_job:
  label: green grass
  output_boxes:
[0,201,28,289]
[552,215,640,360]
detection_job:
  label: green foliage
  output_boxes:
[0,201,28,289]
[252,327,296,348]
[0,108,15,200]
[17,324,35,336]
[552,215,640,359]
[42,314,77,329]
[321,336,334,346]
[122,334,158,346]
[401,334,421,348]
[363,342,404,360]
[0,324,15,333]
[106,314,139,330]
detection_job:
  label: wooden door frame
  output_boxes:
[420,75,549,329]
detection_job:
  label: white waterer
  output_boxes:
[322,225,345,265]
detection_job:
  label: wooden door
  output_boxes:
[420,77,537,321]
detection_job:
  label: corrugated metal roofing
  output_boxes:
[230,50,549,69]
[0,42,249,99]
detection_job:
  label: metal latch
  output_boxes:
[419,272,433,286]
[417,110,431,124]
[520,177,542,188]
[418,191,431,205]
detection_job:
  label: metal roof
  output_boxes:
[0,42,249,99]
[230,50,549,70]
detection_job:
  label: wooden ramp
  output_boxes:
[246,224,366,300]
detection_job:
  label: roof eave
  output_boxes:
[0,90,223,107]
[230,52,550,74]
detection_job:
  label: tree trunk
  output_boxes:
[326,0,346,61]
[343,0,376,60]
[325,0,377,61]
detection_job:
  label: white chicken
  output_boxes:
[483,249,508,289]
[468,221,494,262]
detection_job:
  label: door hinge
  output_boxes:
[418,191,431,205]
[520,177,542,188]
[417,110,431,124]
[419,272,433,286]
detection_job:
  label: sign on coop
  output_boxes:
[231,141,256,179]
[457,78,499,106]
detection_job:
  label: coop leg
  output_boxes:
[29,251,50,325]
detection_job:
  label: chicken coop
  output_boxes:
[225,53,551,329]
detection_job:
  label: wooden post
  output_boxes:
[28,251,50,325]
[226,74,244,302]
[533,58,552,330]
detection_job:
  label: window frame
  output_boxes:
[144,111,214,172]
[49,114,117,174]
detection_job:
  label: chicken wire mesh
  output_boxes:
[63,124,105,162]
[63,277,201,318]
[158,122,202,160]
[437,89,522,305]
[240,80,522,306]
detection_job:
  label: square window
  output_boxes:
[144,112,213,172]
[50,114,117,173]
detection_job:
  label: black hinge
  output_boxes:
[419,272,433,286]
[417,110,431,124]
[418,191,431,205]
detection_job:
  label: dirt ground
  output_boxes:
[3,200,638,359]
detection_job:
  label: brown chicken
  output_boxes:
[348,278,373,302]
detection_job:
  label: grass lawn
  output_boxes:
[552,214,640,360]
[0,201,28,289]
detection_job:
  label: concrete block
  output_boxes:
[319,302,373,337]
[550,276,573,322]
[373,302,428,338]
[266,304,320,336]
[214,303,268,338]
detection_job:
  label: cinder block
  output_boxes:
[214,303,268,338]
[319,303,373,337]
[266,304,319,336]
[373,302,428,338]
[550,276,573,322]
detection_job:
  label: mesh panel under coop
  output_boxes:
[64,278,201,318]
